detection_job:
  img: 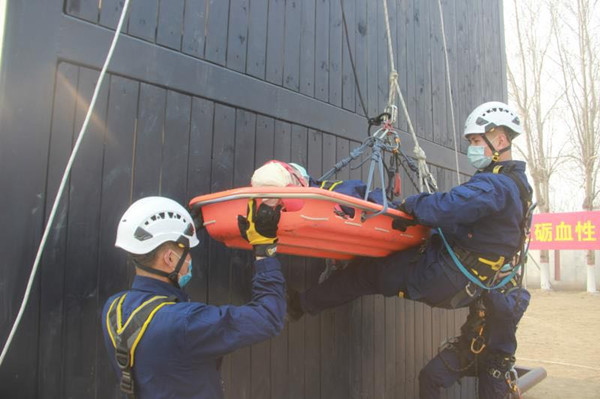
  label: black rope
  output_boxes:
[339,0,369,122]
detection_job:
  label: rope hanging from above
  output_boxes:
[382,0,439,194]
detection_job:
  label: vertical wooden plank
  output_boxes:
[233,110,256,187]
[300,0,316,96]
[384,297,397,398]
[205,0,230,65]
[273,120,292,161]
[469,0,483,105]
[186,97,215,301]
[366,0,378,118]
[413,0,433,141]
[305,129,322,399]
[229,109,256,399]
[99,0,125,29]
[361,295,375,399]
[333,137,350,399]
[341,0,355,111]
[127,0,158,42]
[497,0,508,99]
[95,74,139,399]
[315,0,330,102]
[374,295,385,399]
[329,0,343,107]
[157,0,185,50]
[37,62,79,399]
[395,297,406,398]
[288,127,310,399]
[404,301,416,399]
[348,139,362,399]
[247,0,268,79]
[132,83,166,198]
[288,257,305,399]
[270,120,292,399]
[161,90,191,202]
[440,0,460,151]
[62,67,108,398]
[454,0,470,155]
[395,0,408,132]
[266,0,285,85]
[318,132,336,399]
[404,0,417,134]
[290,125,308,166]
[208,103,235,398]
[355,0,368,117]
[66,0,99,23]
[250,114,273,399]
[431,0,447,147]
[255,115,275,167]
[283,0,301,91]
[182,0,207,58]
[227,0,250,73]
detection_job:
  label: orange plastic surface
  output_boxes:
[189,187,429,260]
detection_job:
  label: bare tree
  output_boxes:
[551,0,600,292]
[506,0,566,290]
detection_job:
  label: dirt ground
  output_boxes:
[516,288,600,398]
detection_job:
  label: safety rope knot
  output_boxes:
[388,70,398,84]
[413,146,427,161]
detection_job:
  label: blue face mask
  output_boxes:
[467,145,492,170]
[178,260,192,288]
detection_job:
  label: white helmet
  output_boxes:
[115,196,199,255]
[463,101,523,139]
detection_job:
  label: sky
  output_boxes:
[502,0,595,212]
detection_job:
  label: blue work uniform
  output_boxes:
[299,160,530,313]
[101,257,285,399]
[419,287,531,399]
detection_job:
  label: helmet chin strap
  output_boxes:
[482,129,511,162]
[133,236,191,289]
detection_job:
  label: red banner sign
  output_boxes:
[529,211,600,250]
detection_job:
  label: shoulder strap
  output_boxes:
[106,294,178,398]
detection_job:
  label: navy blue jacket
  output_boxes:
[101,257,285,399]
[402,161,531,258]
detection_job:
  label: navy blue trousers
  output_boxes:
[419,348,511,399]
[300,246,471,314]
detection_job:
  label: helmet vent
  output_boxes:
[476,116,488,126]
[134,227,153,241]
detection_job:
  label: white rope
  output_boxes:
[437,0,461,185]
[0,0,132,367]
[382,0,437,193]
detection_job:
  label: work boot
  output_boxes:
[286,288,304,322]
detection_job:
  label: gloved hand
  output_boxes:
[238,199,282,257]
[392,216,418,232]
[396,199,411,215]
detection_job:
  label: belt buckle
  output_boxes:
[489,368,502,379]
[465,281,477,297]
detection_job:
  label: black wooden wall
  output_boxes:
[0,1,506,398]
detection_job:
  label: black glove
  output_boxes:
[238,199,282,257]
[392,216,418,232]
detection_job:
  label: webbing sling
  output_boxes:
[106,294,178,398]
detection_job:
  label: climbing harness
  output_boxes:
[106,294,178,398]
[439,163,535,292]
[0,0,132,367]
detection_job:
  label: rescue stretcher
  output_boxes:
[189,186,429,260]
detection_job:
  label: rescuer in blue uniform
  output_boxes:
[419,276,530,398]
[102,196,285,399]
[287,101,533,319]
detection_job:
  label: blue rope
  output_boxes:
[437,228,520,291]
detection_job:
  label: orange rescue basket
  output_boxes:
[189,187,428,260]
